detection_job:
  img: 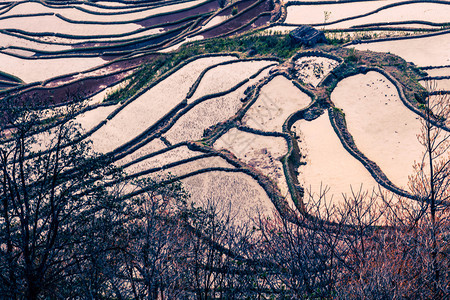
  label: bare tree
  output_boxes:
[0,103,120,299]
[184,199,260,299]
[407,84,449,297]
[110,177,191,299]
[335,84,450,299]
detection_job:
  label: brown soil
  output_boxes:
[136,0,219,28]
[11,70,131,108]
[233,14,270,36]
[217,0,257,17]
[1,53,159,115]
[201,1,270,38]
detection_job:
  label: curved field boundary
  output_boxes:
[223,12,272,37]
[2,25,158,40]
[91,0,192,5]
[200,70,308,212]
[116,145,365,235]
[135,0,218,27]
[1,54,236,148]
[0,70,23,83]
[0,2,13,11]
[109,61,276,163]
[53,9,209,26]
[72,4,163,16]
[291,50,344,82]
[195,0,266,36]
[139,165,298,223]
[186,58,278,99]
[237,124,291,140]
[287,0,421,4]
[0,81,20,90]
[27,1,192,14]
[154,70,257,136]
[419,75,450,81]
[0,50,161,90]
[117,168,246,196]
[430,90,450,95]
[285,0,450,27]
[118,141,243,174]
[317,64,449,196]
[0,64,136,109]
[370,66,450,132]
[0,29,79,47]
[0,12,54,21]
[177,59,282,145]
[158,5,220,47]
[8,67,136,110]
[181,58,277,105]
[204,73,364,230]
[200,72,281,145]
[3,20,200,56]
[68,1,194,16]
[71,17,200,46]
[327,107,419,200]
[273,1,287,24]
[29,0,157,10]
[343,28,450,47]
[321,66,448,198]
[26,23,194,57]
[37,72,133,110]
[267,52,440,207]
[200,0,257,26]
[187,12,211,32]
[107,53,238,120]
[195,0,271,39]
[266,23,442,33]
[280,23,446,33]
[0,23,194,59]
[99,57,262,158]
[119,142,210,169]
[2,0,217,26]
[66,0,182,9]
[121,153,222,181]
[0,46,100,59]
[0,82,42,97]
[0,100,117,148]
[281,96,319,212]
[421,65,450,70]
[0,2,24,17]
[235,125,302,211]
[348,20,450,29]
[57,1,217,21]
[268,55,446,203]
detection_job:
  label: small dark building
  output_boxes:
[289,25,327,47]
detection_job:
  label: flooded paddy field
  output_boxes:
[1,0,448,238]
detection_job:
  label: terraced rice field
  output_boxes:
[286,2,450,29]
[242,75,311,132]
[352,33,450,67]
[331,71,424,189]
[88,55,235,153]
[294,56,339,87]
[181,171,276,223]
[1,0,449,225]
[293,111,384,205]
[0,52,106,83]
